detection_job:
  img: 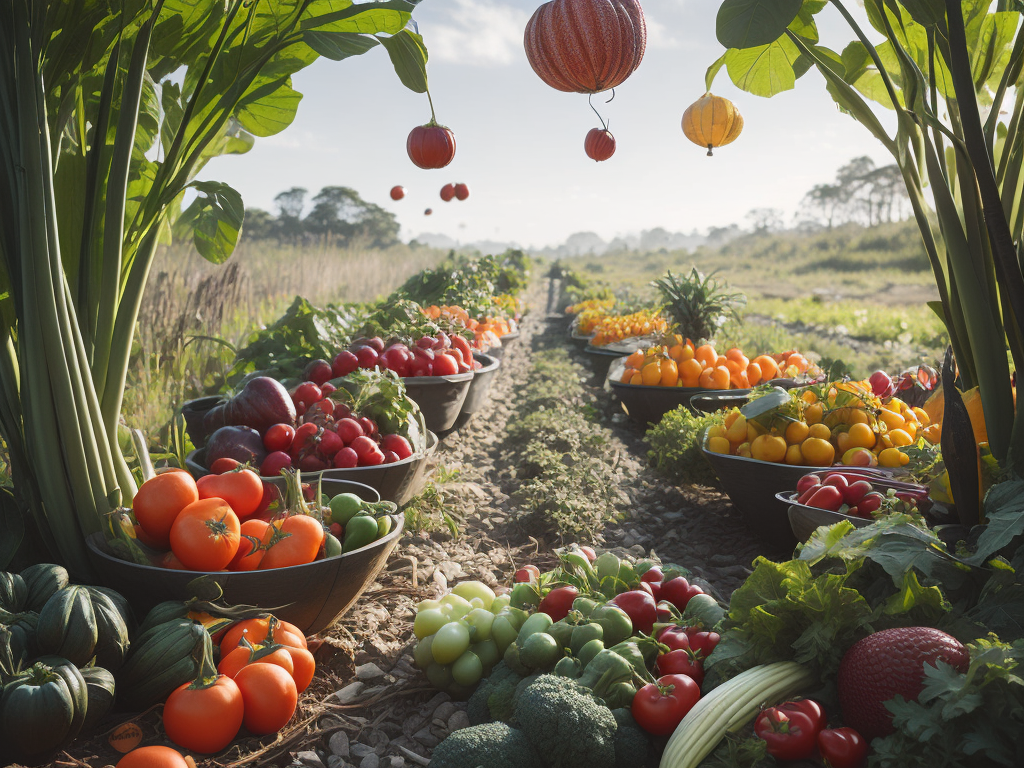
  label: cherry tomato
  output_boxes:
[263,424,295,453]
[656,626,692,652]
[610,589,657,635]
[260,451,293,478]
[537,586,579,622]
[210,457,242,474]
[684,628,721,659]
[780,699,827,734]
[660,577,703,612]
[754,705,819,761]
[631,674,701,736]
[292,382,322,408]
[818,727,868,768]
[514,565,540,583]
[655,649,704,687]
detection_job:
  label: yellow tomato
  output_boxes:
[801,390,818,404]
[736,442,752,458]
[847,422,876,449]
[660,359,679,387]
[807,423,831,441]
[912,407,930,426]
[641,362,662,386]
[725,414,747,443]
[879,447,906,468]
[877,408,906,431]
[751,434,787,463]
[888,428,913,447]
[847,408,870,425]
[708,425,728,441]
[708,436,731,454]
[784,421,810,445]
[801,437,835,467]
[804,402,823,425]
[784,444,804,465]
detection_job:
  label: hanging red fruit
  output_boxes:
[524,0,646,94]
[424,208,433,216]
[454,183,470,201]
[390,186,405,201]
[440,184,456,202]
[407,124,456,169]
[584,128,616,161]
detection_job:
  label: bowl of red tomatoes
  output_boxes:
[85,478,403,635]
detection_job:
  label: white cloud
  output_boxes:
[427,0,531,66]
[645,13,680,49]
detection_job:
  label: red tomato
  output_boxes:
[336,418,364,444]
[234,663,298,735]
[407,123,456,169]
[537,586,579,621]
[660,577,703,612]
[210,457,241,474]
[260,451,293,478]
[818,727,868,768]
[631,674,701,736]
[655,649,704,687]
[291,423,319,455]
[357,417,378,438]
[260,515,325,569]
[196,469,263,519]
[263,424,295,452]
[162,674,244,754]
[333,447,359,468]
[292,382,322,411]
[656,626,692,652]
[779,699,827,734]
[304,359,333,386]
[431,352,459,376]
[843,480,873,505]
[640,566,664,584]
[796,474,821,495]
[754,705,820,761]
[380,434,413,460]
[332,350,359,378]
[355,346,379,369]
[228,519,269,571]
[359,447,385,467]
[610,589,657,635]
[514,565,540,583]
[169,498,240,571]
[318,429,344,457]
[684,628,721,659]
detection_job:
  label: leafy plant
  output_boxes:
[645,408,724,489]
[707,0,1024,474]
[0,0,429,573]
[651,268,746,343]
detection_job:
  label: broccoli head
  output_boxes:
[513,674,617,768]
[467,662,524,726]
[428,722,542,768]
[611,708,651,768]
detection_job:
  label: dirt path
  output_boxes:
[62,278,778,768]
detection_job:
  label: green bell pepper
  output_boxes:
[589,604,632,646]
[577,649,635,699]
[519,632,561,670]
[603,681,637,709]
[569,622,604,655]
[342,514,378,553]
[554,655,582,680]
[571,597,599,617]
[578,638,604,668]
[545,618,576,650]
[608,640,655,684]
[515,612,553,645]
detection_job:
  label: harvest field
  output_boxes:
[3,2,1024,768]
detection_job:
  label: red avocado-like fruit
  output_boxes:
[838,626,969,740]
[454,183,470,200]
[440,183,456,202]
[584,128,616,161]
[407,124,456,169]
[390,185,405,201]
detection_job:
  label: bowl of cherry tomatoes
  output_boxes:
[86,477,402,634]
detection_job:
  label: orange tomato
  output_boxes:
[220,617,307,656]
[695,344,717,368]
[163,674,244,754]
[235,663,298,736]
[116,747,190,768]
[621,368,636,384]
[730,370,749,390]
[752,355,780,381]
[626,351,645,369]
[641,361,663,386]
[134,472,199,550]
[660,359,679,387]
[679,358,703,387]
[169,498,240,572]
[698,367,716,389]
[259,514,325,570]
[710,366,731,389]
[746,362,762,386]
[228,519,269,572]
[725,348,748,366]
[218,643,295,680]
[629,371,643,385]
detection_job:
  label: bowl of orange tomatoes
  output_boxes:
[86,477,403,634]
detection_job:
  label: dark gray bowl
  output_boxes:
[181,395,223,447]
[85,479,401,635]
[450,353,501,430]
[607,358,751,423]
[402,372,474,432]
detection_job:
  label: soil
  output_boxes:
[55,277,785,768]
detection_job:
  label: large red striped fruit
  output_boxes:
[407,124,456,169]
[524,0,646,94]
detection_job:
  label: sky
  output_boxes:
[202,1,898,249]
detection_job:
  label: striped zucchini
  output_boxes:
[659,661,818,768]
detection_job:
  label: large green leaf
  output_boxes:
[378,29,428,94]
[969,480,1024,566]
[969,12,1017,89]
[300,0,415,35]
[304,30,380,61]
[724,36,801,97]
[174,181,244,264]
[235,75,303,137]
[717,0,803,50]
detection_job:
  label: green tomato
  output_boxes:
[416,599,442,612]
[472,639,500,672]
[452,581,495,610]
[413,636,435,670]
[432,621,471,665]
[329,492,364,525]
[491,614,518,654]
[464,608,494,642]
[425,663,452,690]
[510,582,541,609]
[518,632,561,670]
[468,597,486,610]
[516,612,553,645]
[490,594,511,613]
[414,608,449,640]
[452,651,483,687]
[439,593,473,620]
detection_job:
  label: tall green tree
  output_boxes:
[0,0,430,574]
[708,0,1024,477]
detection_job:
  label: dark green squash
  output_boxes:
[90,586,136,636]
[80,666,116,734]
[0,656,87,764]
[137,600,191,637]
[0,609,37,664]
[0,572,26,613]
[19,564,69,613]
[36,586,129,671]
[117,618,206,711]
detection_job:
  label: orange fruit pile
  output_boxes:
[706,381,935,468]
[590,310,668,346]
[423,304,516,350]
[620,341,817,390]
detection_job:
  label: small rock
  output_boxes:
[360,755,380,768]
[350,743,375,760]
[433,701,457,723]
[447,711,470,732]
[297,752,326,768]
[355,662,385,680]
[387,757,407,768]
[414,727,440,748]
[333,681,365,704]
[329,730,350,758]
[326,757,348,768]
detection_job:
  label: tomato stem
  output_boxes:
[588,94,610,131]
[426,87,438,125]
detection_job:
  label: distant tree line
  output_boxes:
[799,156,909,229]
[242,186,400,247]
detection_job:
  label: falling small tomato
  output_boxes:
[424,208,433,216]
[440,183,456,202]
[584,128,616,161]
[454,183,470,200]
[390,185,406,201]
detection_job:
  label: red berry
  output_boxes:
[333,447,359,469]
[380,434,413,460]
[260,451,292,477]
[350,436,377,460]
[336,418,364,445]
[332,350,359,378]
[355,346,379,369]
